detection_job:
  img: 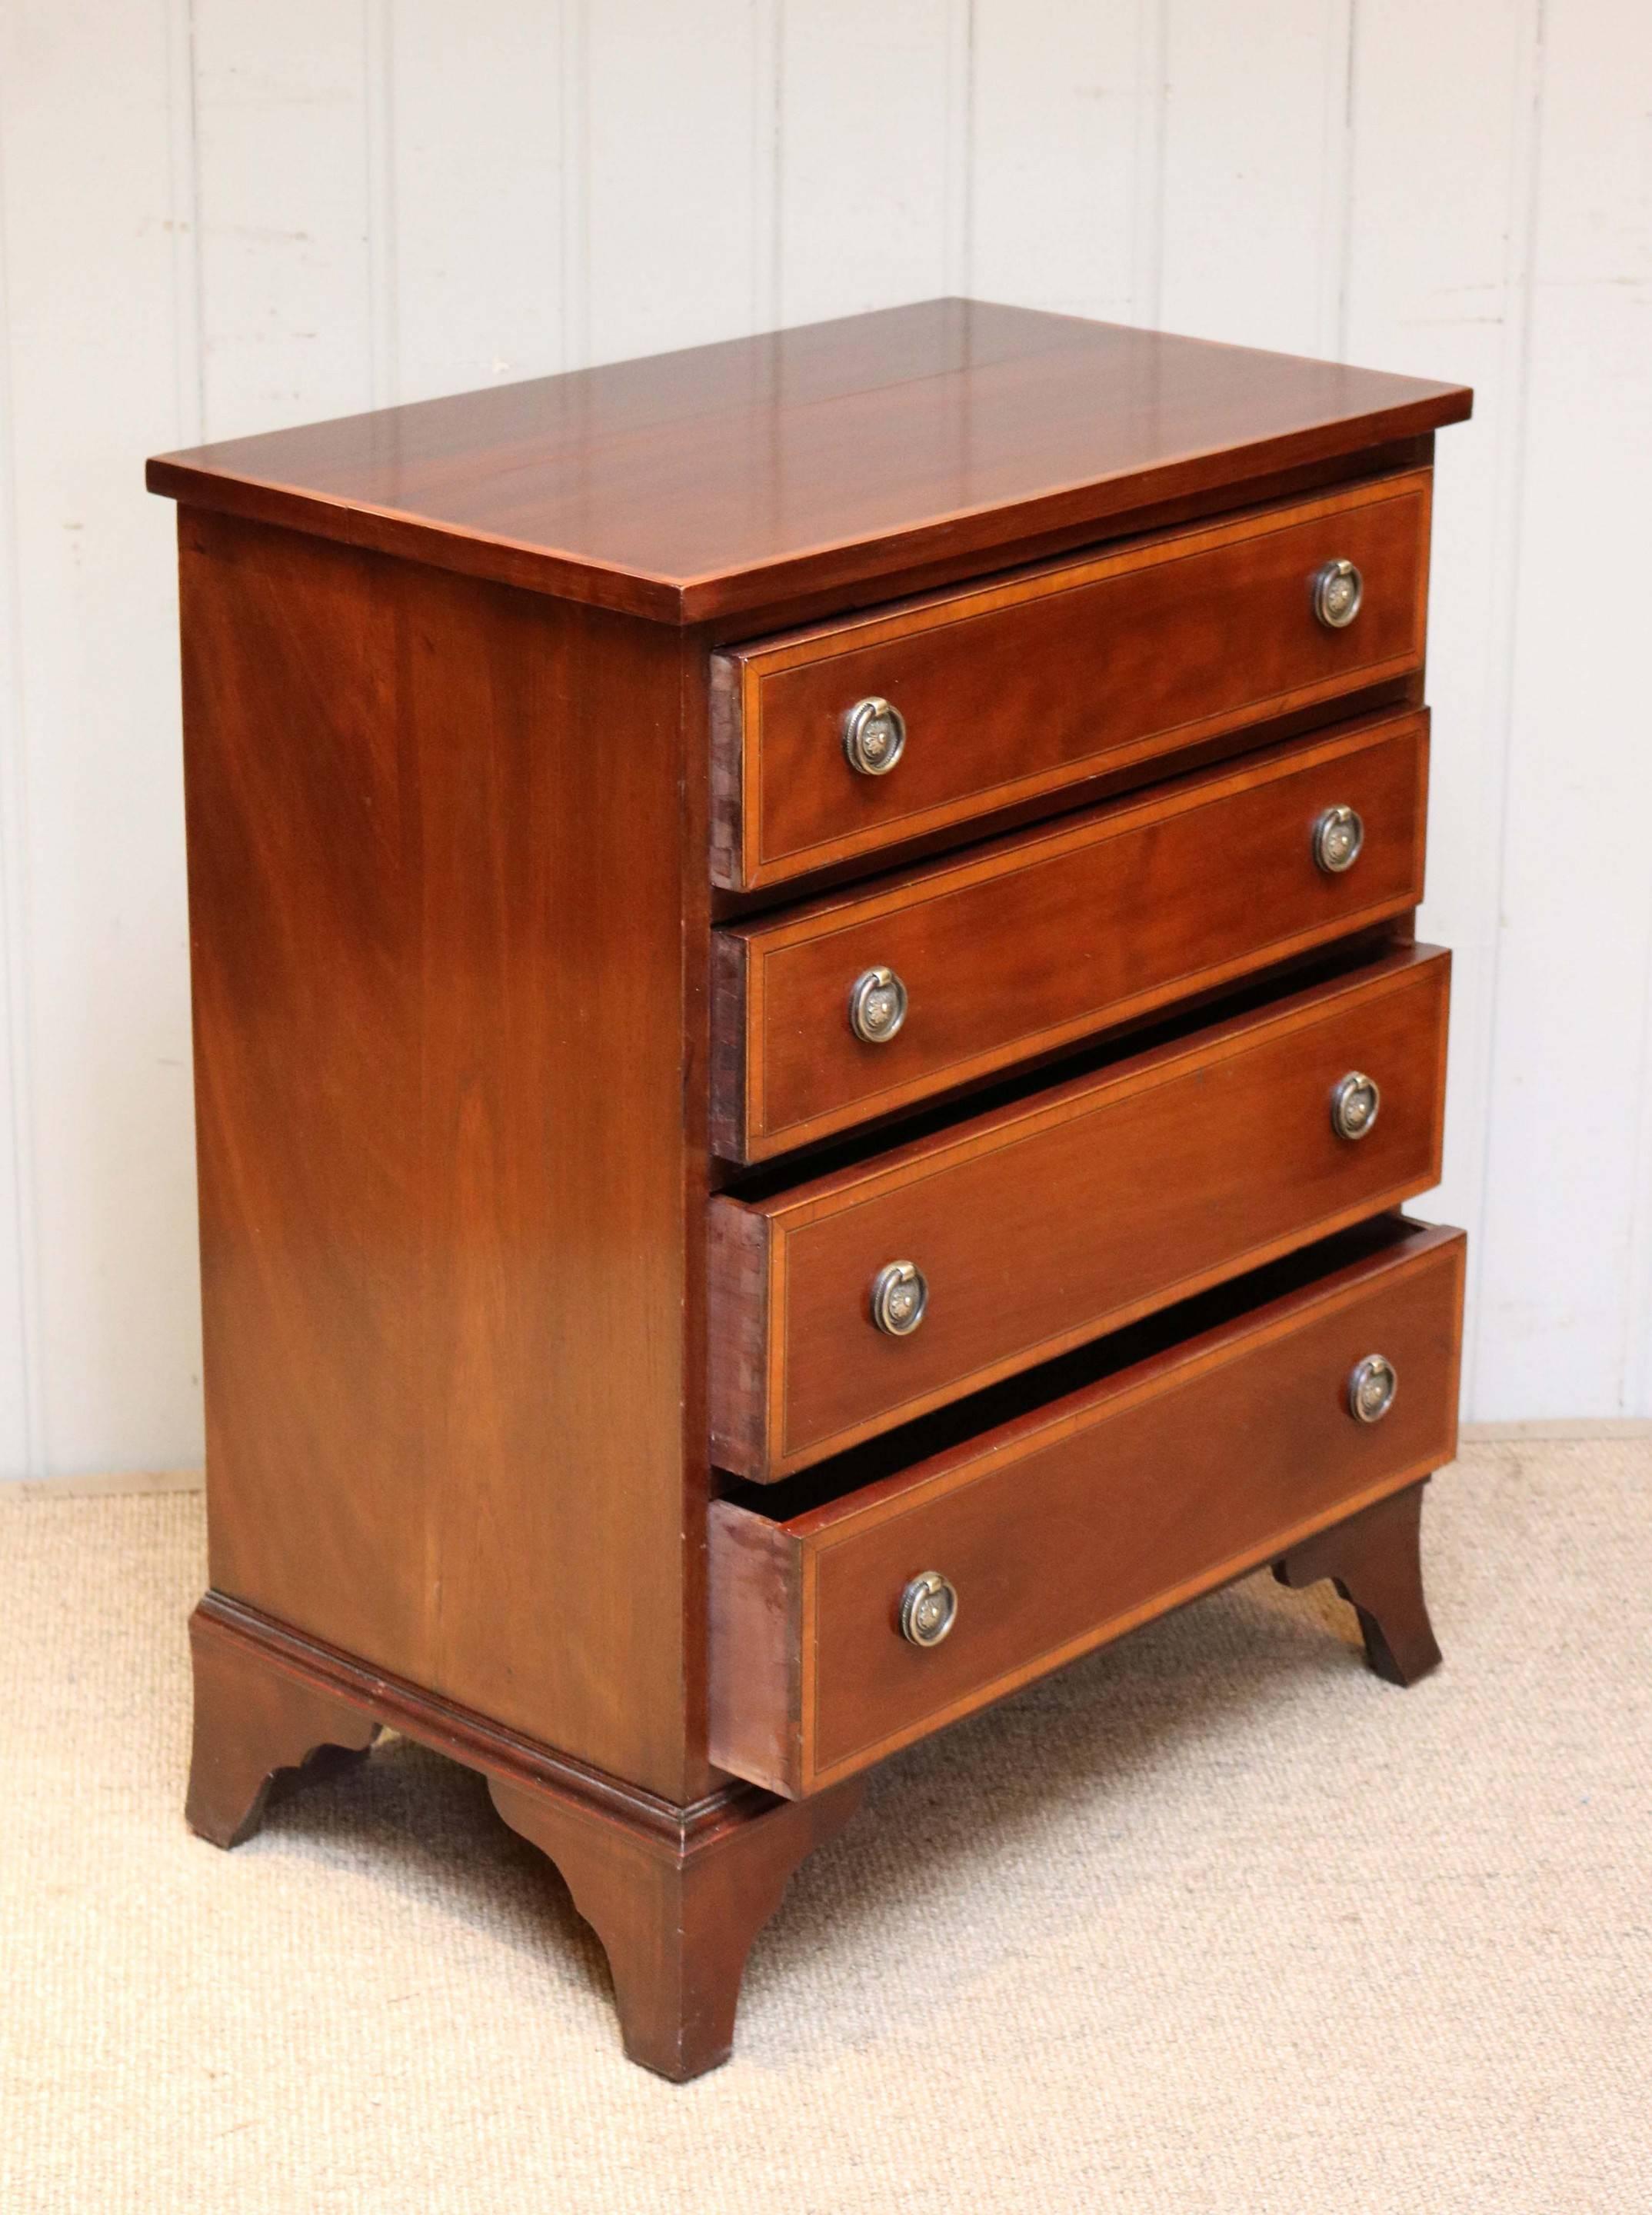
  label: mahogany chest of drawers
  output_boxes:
[150,300,1472,2080]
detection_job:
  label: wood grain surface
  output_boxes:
[179,507,709,1802]
[708,945,1450,1479]
[148,299,1468,623]
[712,708,1429,1158]
[711,467,1432,888]
[709,1220,1465,1796]
[186,1590,864,2080]
[149,288,1477,2080]
[1274,1480,1444,1687]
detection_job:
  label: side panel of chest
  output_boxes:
[178,508,707,1802]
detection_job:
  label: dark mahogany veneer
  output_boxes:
[151,299,1471,2080]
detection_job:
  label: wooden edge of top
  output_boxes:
[681,388,1474,627]
[144,456,691,625]
[146,382,1473,631]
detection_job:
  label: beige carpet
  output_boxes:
[2,1444,1648,2213]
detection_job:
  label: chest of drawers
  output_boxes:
[150,300,1472,2081]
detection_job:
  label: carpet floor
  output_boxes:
[2,1442,1647,2213]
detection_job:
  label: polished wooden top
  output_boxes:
[148,298,1470,625]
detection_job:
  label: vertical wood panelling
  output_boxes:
[1341,0,1544,1416]
[0,0,202,1476]
[559,0,591,370]
[363,0,398,409]
[941,0,974,295]
[582,1,763,366]
[192,2,374,438]
[388,1,565,403]
[163,0,204,448]
[1131,0,1170,326]
[1475,0,1652,1416]
[0,89,36,1474]
[971,3,1141,318]
[1158,0,1353,353]
[1630,931,1652,1418]
[1,2,1648,1472]
[778,1,955,325]
[750,0,783,334]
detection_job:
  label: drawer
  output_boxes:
[710,469,1432,891]
[709,1217,1465,1797]
[712,708,1428,1161]
[709,943,1449,1480]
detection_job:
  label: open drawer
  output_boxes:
[711,708,1430,1163]
[709,1217,1464,1798]
[709,944,1450,1481]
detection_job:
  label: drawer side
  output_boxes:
[707,1506,803,1799]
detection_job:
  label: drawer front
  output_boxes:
[713,709,1428,1161]
[711,470,1431,891]
[710,1220,1465,1797]
[708,945,1449,1480]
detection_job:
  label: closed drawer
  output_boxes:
[710,1217,1465,1797]
[712,708,1428,1161]
[709,944,1448,1481]
[711,469,1431,891]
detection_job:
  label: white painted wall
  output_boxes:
[0,1,1647,1476]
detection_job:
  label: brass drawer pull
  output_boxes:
[1331,1071,1381,1141]
[871,1260,928,1337]
[842,696,906,776]
[1313,558,1364,629]
[848,965,908,1044]
[1347,1353,1397,1424]
[1312,804,1364,874]
[899,1571,958,1647]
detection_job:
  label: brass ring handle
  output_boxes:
[849,966,908,1044]
[842,696,906,776]
[1347,1354,1397,1424]
[899,1572,958,1647]
[1331,1071,1381,1141]
[871,1260,928,1337]
[1313,558,1364,629]
[1313,804,1364,874]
